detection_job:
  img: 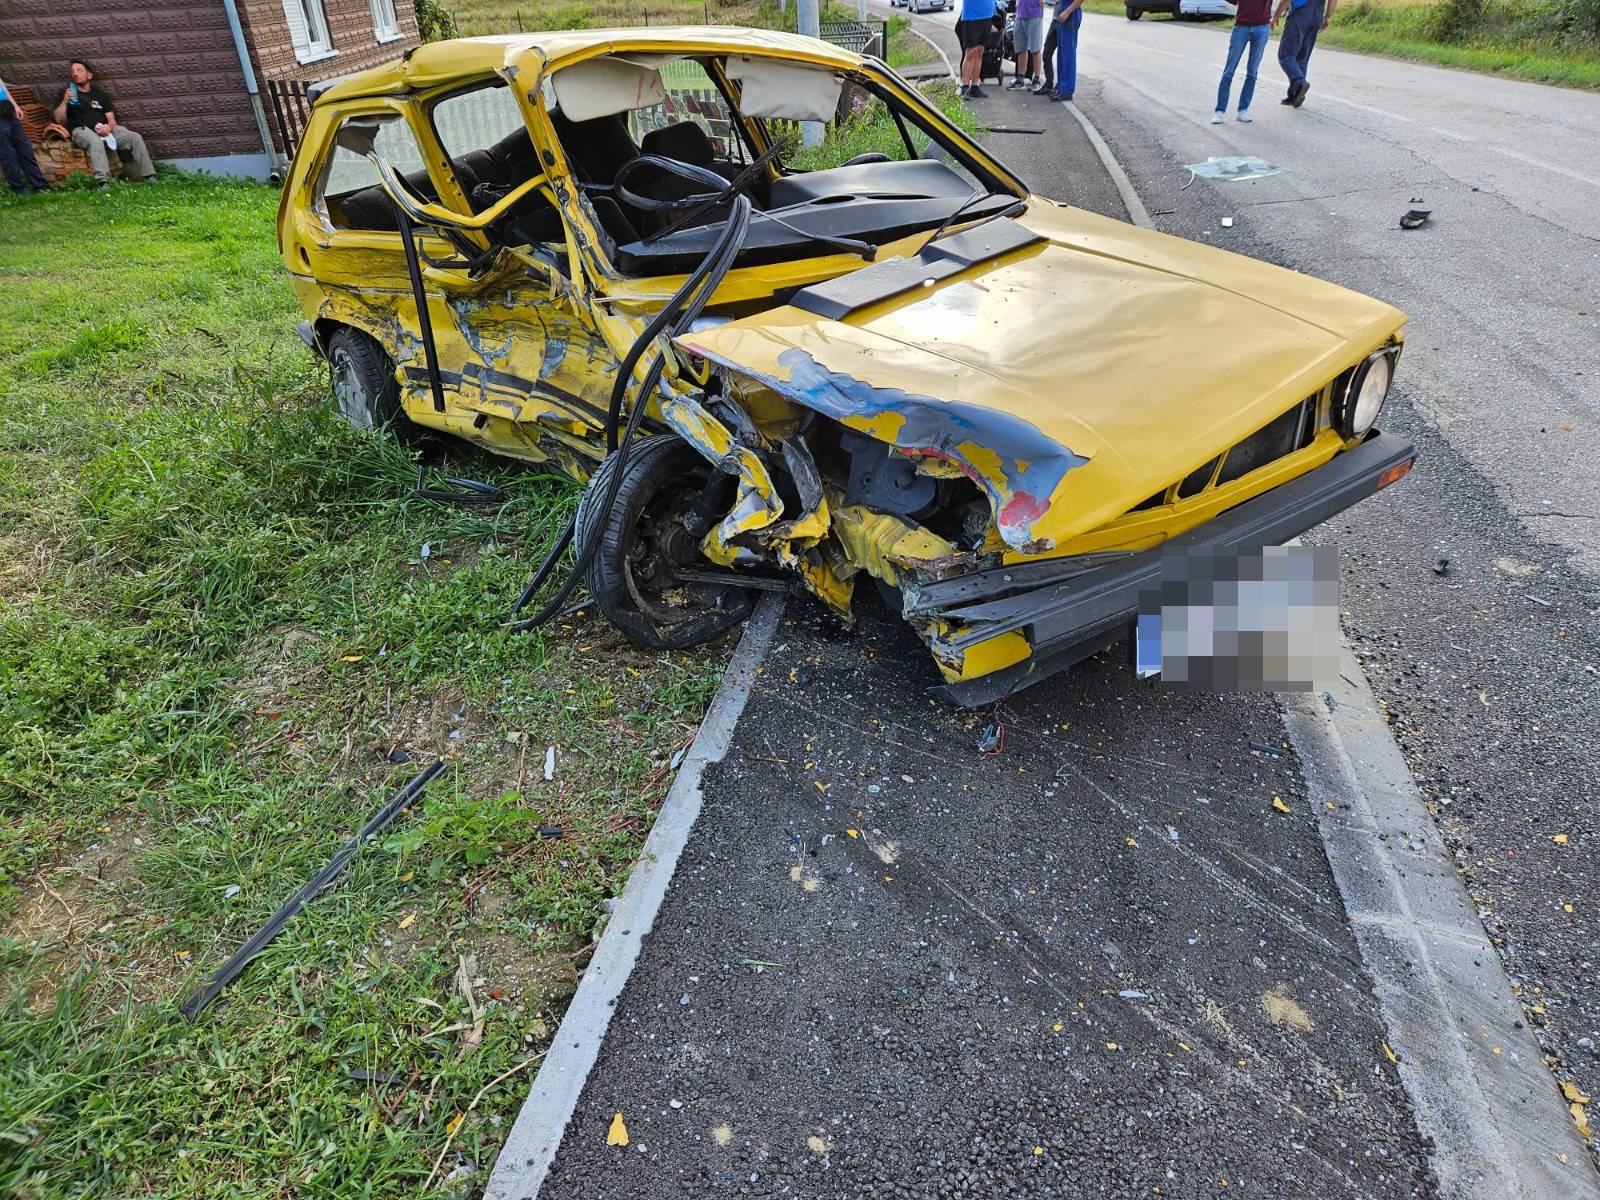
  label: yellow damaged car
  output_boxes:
[277,27,1415,704]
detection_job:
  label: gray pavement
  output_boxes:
[540,601,1437,1199]
[487,29,1600,1198]
[1071,42,1600,1176]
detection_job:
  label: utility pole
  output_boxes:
[797,0,823,148]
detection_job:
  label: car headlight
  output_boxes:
[1337,347,1397,438]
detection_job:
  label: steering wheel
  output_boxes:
[840,152,893,166]
[612,153,732,213]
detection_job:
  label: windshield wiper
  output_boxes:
[924,188,1024,247]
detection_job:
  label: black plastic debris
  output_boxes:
[179,759,448,1022]
[388,746,413,764]
[538,825,564,840]
[1399,209,1432,230]
[1432,557,1450,577]
[1248,741,1285,758]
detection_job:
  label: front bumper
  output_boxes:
[909,431,1417,706]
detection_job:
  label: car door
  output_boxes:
[414,77,621,476]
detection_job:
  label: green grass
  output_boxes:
[0,175,725,1196]
[1081,0,1600,90]
[787,77,983,170]
[1322,0,1600,89]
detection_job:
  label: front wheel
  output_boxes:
[577,435,754,651]
[1126,5,1143,16]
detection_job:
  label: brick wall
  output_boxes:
[0,0,259,161]
[238,0,420,84]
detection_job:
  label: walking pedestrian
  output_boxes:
[957,0,999,98]
[0,75,49,195]
[52,60,157,188]
[1047,0,1085,102]
[1273,0,1335,107]
[1210,0,1273,123]
[1009,0,1047,90]
[1035,13,1058,94]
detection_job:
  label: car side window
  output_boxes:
[430,80,547,216]
[319,113,430,232]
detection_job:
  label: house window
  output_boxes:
[370,0,402,42]
[282,0,335,63]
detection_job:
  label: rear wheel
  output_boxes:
[577,435,754,650]
[1126,5,1143,16]
[326,327,423,443]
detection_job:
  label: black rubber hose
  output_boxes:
[503,194,753,632]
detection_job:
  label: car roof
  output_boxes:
[316,26,864,102]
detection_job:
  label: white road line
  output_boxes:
[1283,647,1600,1200]
[1484,144,1600,190]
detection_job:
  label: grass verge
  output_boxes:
[1081,0,1600,90]
[0,174,726,1197]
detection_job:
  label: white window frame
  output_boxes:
[283,0,337,65]
[370,0,403,43]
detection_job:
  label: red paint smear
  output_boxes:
[999,492,1051,528]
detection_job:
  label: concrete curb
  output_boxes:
[1283,646,1600,1200]
[483,594,786,1200]
[1061,99,1154,229]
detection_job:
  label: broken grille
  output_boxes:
[1131,395,1317,513]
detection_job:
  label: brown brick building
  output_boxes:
[0,0,421,180]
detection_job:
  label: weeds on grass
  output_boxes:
[0,174,726,1195]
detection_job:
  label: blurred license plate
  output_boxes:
[1134,545,1339,691]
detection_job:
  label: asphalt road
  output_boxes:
[1065,15,1600,575]
[542,601,1437,1198]
[491,27,1600,1195]
[529,54,1444,1196]
[1063,29,1600,1171]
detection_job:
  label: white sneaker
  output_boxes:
[1210,111,1225,124]
[1237,110,1253,122]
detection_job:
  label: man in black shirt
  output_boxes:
[51,59,155,187]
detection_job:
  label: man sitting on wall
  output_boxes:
[52,59,156,188]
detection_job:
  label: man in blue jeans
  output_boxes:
[1210,0,1273,123]
[0,75,49,195]
[1274,0,1336,107]
[1047,0,1085,103]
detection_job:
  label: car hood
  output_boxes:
[676,202,1405,552]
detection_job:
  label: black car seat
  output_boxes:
[548,109,639,186]
[334,166,441,232]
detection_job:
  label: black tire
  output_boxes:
[326,326,424,443]
[576,435,754,651]
[1126,5,1143,17]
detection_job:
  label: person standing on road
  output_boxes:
[0,76,49,195]
[1035,8,1058,93]
[52,60,157,188]
[1047,0,1085,102]
[1009,0,1047,90]
[1273,0,1334,107]
[957,0,999,99]
[1210,0,1273,123]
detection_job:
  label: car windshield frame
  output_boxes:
[523,50,1028,282]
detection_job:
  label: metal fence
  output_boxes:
[266,79,313,161]
[819,19,890,59]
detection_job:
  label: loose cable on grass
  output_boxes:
[178,758,448,1023]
